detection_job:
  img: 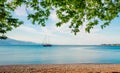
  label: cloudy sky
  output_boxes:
[6,5,120,45]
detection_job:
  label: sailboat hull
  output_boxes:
[43,44,52,47]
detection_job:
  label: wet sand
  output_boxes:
[0,64,120,73]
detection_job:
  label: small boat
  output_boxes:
[42,36,52,47]
[43,44,52,47]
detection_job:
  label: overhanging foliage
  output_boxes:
[0,0,120,39]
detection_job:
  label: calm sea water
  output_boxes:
[0,45,120,65]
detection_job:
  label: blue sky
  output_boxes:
[6,5,120,45]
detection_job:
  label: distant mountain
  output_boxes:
[101,44,120,46]
[0,38,39,45]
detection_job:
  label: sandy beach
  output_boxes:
[0,64,120,73]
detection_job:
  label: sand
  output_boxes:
[0,64,120,73]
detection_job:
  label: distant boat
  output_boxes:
[43,44,52,47]
[42,36,52,47]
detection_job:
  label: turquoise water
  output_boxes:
[0,45,120,65]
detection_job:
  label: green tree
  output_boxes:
[0,0,120,39]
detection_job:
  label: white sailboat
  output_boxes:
[42,36,52,47]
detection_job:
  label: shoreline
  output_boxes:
[1,64,120,73]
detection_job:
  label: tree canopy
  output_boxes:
[0,0,120,39]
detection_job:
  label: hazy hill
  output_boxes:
[0,38,39,45]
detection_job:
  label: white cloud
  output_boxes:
[7,25,57,44]
[6,0,12,3]
[7,24,120,45]
[49,10,59,22]
[14,5,27,17]
[17,25,37,33]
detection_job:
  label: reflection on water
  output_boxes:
[0,45,120,65]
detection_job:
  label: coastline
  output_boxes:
[1,64,120,73]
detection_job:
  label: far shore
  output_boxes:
[1,64,120,73]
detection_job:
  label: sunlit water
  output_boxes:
[0,45,120,65]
